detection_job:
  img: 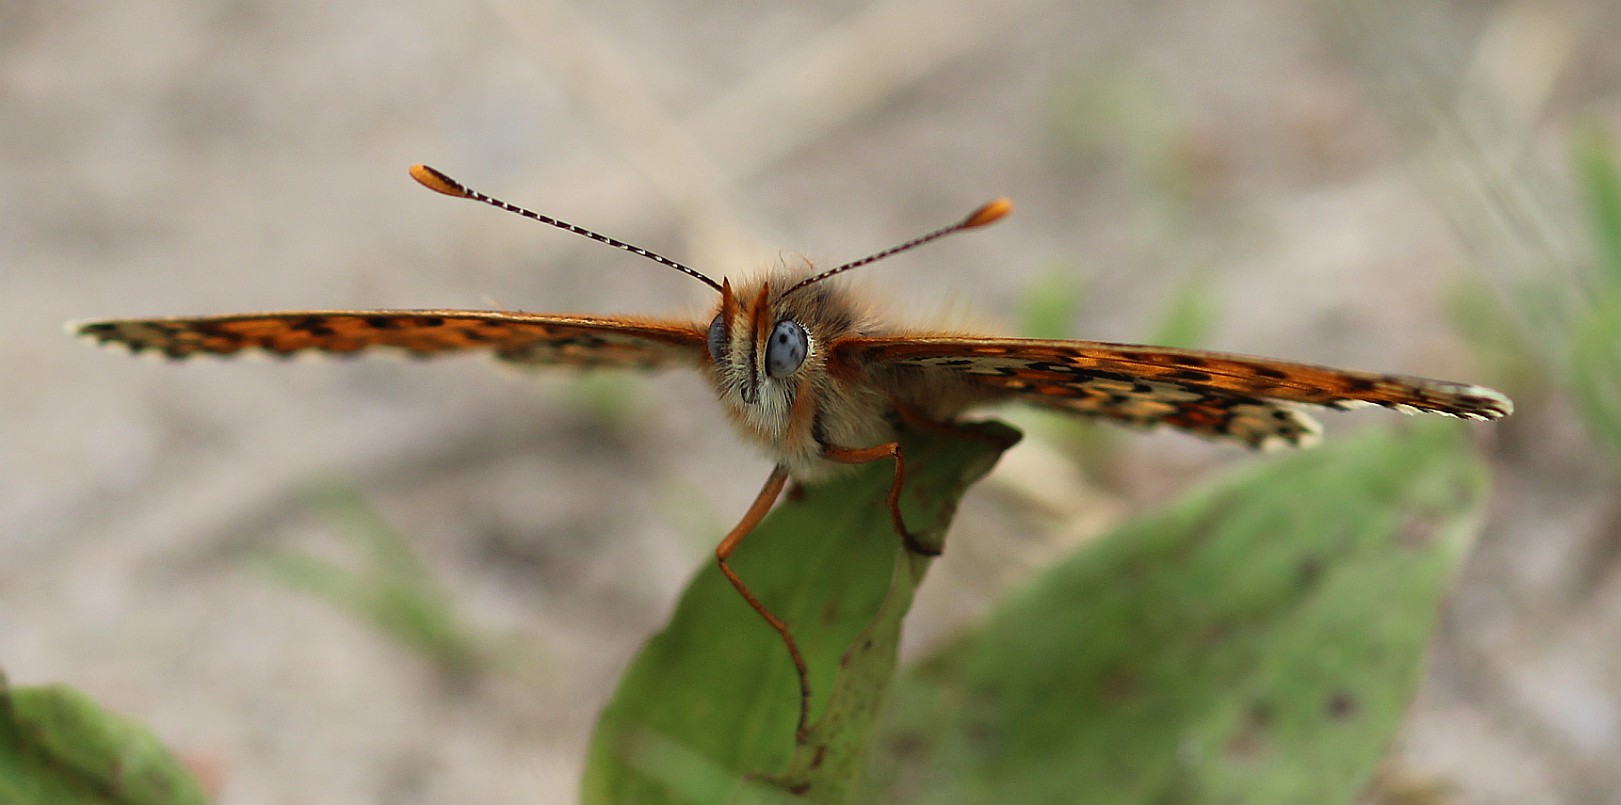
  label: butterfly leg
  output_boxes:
[823,442,939,556]
[714,465,815,740]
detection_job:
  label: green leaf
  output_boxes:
[583,423,1019,803]
[868,421,1487,804]
[0,673,208,805]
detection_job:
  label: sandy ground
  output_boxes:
[5,0,1620,802]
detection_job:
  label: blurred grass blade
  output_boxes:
[0,672,208,805]
[868,422,1487,804]
[1569,298,1621,457]
[1569,127,1621,457]
[1445,280,1538,401]
[583,423,1018,804]
[1018,263,1085,341]
[1145,272,1218,350]
[1575,123,1621,288]
[253,479,482,674]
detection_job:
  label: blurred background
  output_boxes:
[5,0,1620,801]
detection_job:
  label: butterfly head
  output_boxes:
[407,165,1011,458]
[703,274,864,437]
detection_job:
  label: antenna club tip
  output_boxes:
[408,164,468,198]
[964,197,1013,228]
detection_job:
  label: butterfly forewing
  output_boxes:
[1027,376,1322,448]
[76,311,707,369]
[837,335,1512,448]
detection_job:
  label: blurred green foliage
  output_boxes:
[566,373,646,426]
[1445,279,1540,404]
[1018,262,1087,342]
[1577,125,1621,288]
[253,479,484,676]
[0,674,207,805]
[1045,57,1205,222]
[1568,125,1621,457]
[1145,272,1219,351]
[1448,124,1621,459]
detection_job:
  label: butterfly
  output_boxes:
[76,164,1514,740]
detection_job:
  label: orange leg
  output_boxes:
[715,465,815,739]
[824,442,940,557]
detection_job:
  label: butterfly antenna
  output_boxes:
[409,164,724,293]
[779,198,1012,299]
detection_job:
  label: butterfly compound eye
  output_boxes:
[706,313,727,363]
[765,320,808,378]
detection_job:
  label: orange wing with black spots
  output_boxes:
[836,335,1513,448]
[75,311,707,370]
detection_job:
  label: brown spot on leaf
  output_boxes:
[1398,514,1444,552]
[1097,667,1139,704]
[1297,556,1323,589]
[1224,701,1273,762]
[1327,690,1358,719]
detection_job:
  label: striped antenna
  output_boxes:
[409,164,724,293]
[779,198,1012,299]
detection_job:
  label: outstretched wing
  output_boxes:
[76,310,707,370]
[836,335,1512,449]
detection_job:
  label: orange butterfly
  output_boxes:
[77,165,1513,739]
